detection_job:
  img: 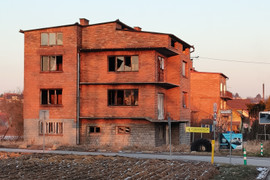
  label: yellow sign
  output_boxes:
[185,127,210,133]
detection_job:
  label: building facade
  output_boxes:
[21,18,193,148]
[190,71,233,135]
[227,99,251,132]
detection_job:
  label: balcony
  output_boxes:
[220,91,233,100]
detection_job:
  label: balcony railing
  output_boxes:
[220,91,233,100]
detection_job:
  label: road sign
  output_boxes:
[186,127,210,133]
[259,111,270,124]
[213,112,217,120]
[220,110,232,114]
[213,103,217,112]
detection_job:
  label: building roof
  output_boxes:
[20,19,192,48]
[227,99,251,110]
[191,70,228,79]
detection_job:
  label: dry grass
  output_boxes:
[244,140,270,156]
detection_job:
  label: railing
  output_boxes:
[220,91,233,100]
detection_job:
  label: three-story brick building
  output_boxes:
[21,18,193,148]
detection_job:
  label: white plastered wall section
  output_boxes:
[24,118,76,146]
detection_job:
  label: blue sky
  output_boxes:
[0,0,270,98]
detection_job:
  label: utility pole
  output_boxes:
[167,113,172,157]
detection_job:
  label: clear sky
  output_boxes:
[0,0,269,98]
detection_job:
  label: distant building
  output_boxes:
[2,93,23,103]
[20,18,194,148]
[190,70,233,133]
[227,99,251,132]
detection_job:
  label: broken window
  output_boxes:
[117,126,130,134]
[41,89,62,105]
[89,126,101,134]
[41,56,63,72]
[108,56,139,72]
[108,89,138,106]
[182,61,188,77]
[157,56,164,81]
[39,121,63,135]
[41,32,63,46]
[182,92,188,108]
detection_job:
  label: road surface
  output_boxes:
[0,148,269,167]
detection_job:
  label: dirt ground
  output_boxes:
[0,152,219,180]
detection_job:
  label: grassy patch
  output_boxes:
[212,164,258,180]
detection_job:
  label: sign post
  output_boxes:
[213,103,217,141]
[259,112,270,141]
[220,109,232,164]
[211,103,217,164]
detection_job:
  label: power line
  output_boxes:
[198,56,270,65]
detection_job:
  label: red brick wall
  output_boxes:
[24,25,79,120]
[81,22,169,49]
[80,85,160,120]
[190,72,226,124]
[80,51,156,83]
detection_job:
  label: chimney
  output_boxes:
[134,26,142,31]
[79,18,89,26]
[263,83,265,102]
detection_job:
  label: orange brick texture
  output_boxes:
[190,71,228,125]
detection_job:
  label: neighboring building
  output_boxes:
[227,99,251,132]
[2,93,23,103]
[20,18,194,148]
[190,70,233,134]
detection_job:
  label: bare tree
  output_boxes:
[0,93,23,140]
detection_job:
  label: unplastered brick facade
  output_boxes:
[21,18,193,148]
[190,71,233,132]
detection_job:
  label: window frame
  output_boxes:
[108,55,139,72]
[40,89,62,106]
[157,56,165,81]
[108,89,138,106]
[88,126,101,134]
[182,91,188,108]
[182,61,188,77]
[39,121,63,135]
[41,32,63,46]
[116,126,131,134]
[41,55,63,72]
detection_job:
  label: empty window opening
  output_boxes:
[108,89,138,106]
[41,32,63,46]
[182,92,188,108]
[41,89,62,105]
[117,126,130,134]
[39,121,63,135]
[182,61,188,77]
[41,56,63,72]
[108,56,139,72]
[89,126,101,134]
[157,56,164,81]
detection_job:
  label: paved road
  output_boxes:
[0,148,269,167]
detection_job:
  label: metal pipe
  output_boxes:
[43,111,45,152]
[76,52,80,145]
